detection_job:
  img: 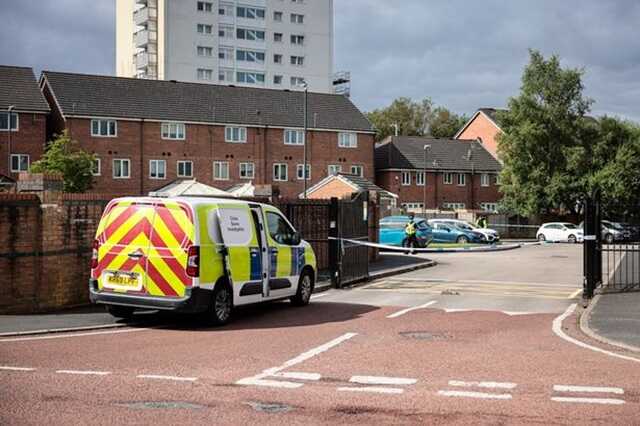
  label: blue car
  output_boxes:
[379,216,433,247]
[428,221,486,244]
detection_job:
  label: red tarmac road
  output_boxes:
[1,300,639,425]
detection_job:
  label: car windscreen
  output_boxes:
[416,221,429,230]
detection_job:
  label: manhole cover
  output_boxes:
[116,401,205,410]
[399,331,452,341]
[245,401,293,413]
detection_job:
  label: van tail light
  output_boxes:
[90,239,100,269]
[186,246,200,278]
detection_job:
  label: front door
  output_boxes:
[263,208,302,297]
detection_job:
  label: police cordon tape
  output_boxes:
[327,237,525,253]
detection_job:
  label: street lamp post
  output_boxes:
[423,144,430,215]
[301,80,309,198]
[7,105,15,176]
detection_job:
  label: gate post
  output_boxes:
[328,197,341,288]
[583,193,600,299]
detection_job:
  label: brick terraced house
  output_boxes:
[375,136,502,212]
[40,71,374,198]
[454,108,505,160]
[0,66,50,183]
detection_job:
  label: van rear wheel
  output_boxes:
[291,271,313,306]
[206,283,233,325]
[106,305,134,319]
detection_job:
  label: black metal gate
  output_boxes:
[584,193,640,297]
[329,193,370,287]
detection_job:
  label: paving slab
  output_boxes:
[587,292,640,350]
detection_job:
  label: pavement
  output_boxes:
[584,292,640,351]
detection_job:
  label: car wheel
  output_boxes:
[568,234,576,244]
[291,271,313,306]
[605,233,614,244]
[538,234,546,242]
[106,305,135,319]
[207,282,233,325]
[456,235,469,244]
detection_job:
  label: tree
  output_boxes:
[31,131,95,193]
[497,50,593,216]
[429,107,469,138]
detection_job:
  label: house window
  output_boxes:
[213,161,229,180]
[113,159,130,179]
[328,165,341,176]
[197,68,213,80]
[291,0,304,3]
[149,160,166,179]
[274,75,283,85]
[496,174,502,185]
[350,165,364,177]
[197,23,213,35]
[239,162,255,179]
[10,154,29,172]
[218,25,234,39]
[296,164,310,180]
[443,172,453,185]
[0,112,18,131]
[284,129,304,145]
[290,76,305,87]
[177,161,193,178]
[274,33,283,43]
[481,173,490,187]
[236,49,265,63]
[402,202,424,210]
[218,46,234,61]
[91,158,101,176]
[161,122,186,140]
[197,46,213,57]
[290,13,304,24]
[274,11,283,21]
[443,202,465,210]
[225,126,247,143]
[480,202,498,213]
[290,35,304,45]
[218,68,234,82]
[91,119,117,137]
[236,28,265,41]
[273,163,288,181]
[401,172,411,186]
[237,6,265,19]
[290,55,304,66]
[197,1,213,12]
[338,132,357,148]
[274,54,283,64]
[457,173,466,186]
[218,2,233,15]
[236,71,265,85]
[416,171,425,186]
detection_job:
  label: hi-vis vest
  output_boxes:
[405,221,416,236]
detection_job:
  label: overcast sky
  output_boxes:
[1,0,639,120]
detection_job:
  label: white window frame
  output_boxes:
[290,55,304,66]
[284,129,305,145]
[91,119,117,137]
[177,160,193,178]
[0,112,19,131]
[197,1,213,12]
[197,23,213,35]
[113,159,131,179]
[274,75,283,85]
[296,164,311,180]
[290,34,304,45]
[197,68,213,80]
[416,171,425,186]
[290,13,304,24]
[274,54,283,64]
[236,28,265,41]
[457,173,466,186]
[197,46,213,57]
[480,202,498,213]
[10,154,29,172]
[213,161,230,180]
[92,158,101,176]
[149,159,167,180]
[236,71,265,85]
[481,173,490,187]
[218,68,234,82]
[402,202,424,210]
[225,126,247,143]
[443,172,453,185]
[218,2,233,15]
[274,32,283,43]
[236,5,265,20]
[443,202,466,210]
[219,46,234,61]
[273,163,288,181]
[161,122,186,140]
[274,11,283,21]
[338,132,357,148]
[239,162,255,179]
[350,165,364,177]
[218,25,234,39]
[401,171,411,186]
[328,165,341,176]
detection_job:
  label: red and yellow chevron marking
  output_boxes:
[93,200,195,297]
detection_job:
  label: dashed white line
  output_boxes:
[237,378,303,388]
[387,301,436,318]
[0,366,36,371]
[349,376,417,386]
[310,293,329,300]
[551,397,625,405]
[56,370,111,376]
[438,390,512,400]
[554,385,624,395]
[0,327,151,343]
[338,386,404,394]
[137,374,198,382]
[449,380,517,390]
[274,372,322,381]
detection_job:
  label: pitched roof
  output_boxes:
[303,173,398,199]
[375,136,502,172]
[453,107,506,139]
[0,65,50,113]
[41,71,373,132]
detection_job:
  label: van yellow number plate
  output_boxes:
[103,272,141,290]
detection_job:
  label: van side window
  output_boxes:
[266,211,296,245]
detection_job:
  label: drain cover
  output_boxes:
[116,401,205,410]
[245,401,293,413]
[399,331,452,341]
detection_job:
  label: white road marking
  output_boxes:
[236,332,358,389]
[552,304,640,364]
[338,386,404,394]
[443,308,471,313]
[0,366,36,371]
[310,293,329,300]
[0,327,151,343]
[551,397,625,405]
[56,370,111,376]
[349,376,417,386]
[502,311,535,316]
[449,380,517,390]
[554,384,624,394]
[438,390,512,400]
[274,372,322,381]
[137,374,198,382]
[386,301,437,318]
[568,289,583,299]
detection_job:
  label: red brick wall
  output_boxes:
[58,118,374,199]
[457,113,502,159]
[376,170,501,209]
[0,112,47,178]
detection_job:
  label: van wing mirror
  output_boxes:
[291,232,302,246]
